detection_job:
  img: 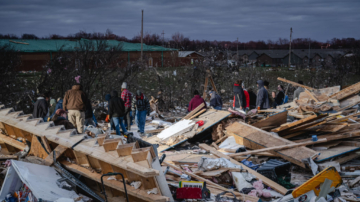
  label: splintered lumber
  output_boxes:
[277,77,315,91]
[43,145,68,166]
[226,122,318,168]
[330,81,360,101]
[61,161,168,202]
[182,103,205,120]
[189,109,206,120]
[229,138,327,157]
[271,114,327,133]
[305,89,320,102]
[199,143,288,195]
[163,161,259,202]
[252,110,287,129]
[0,133,27,150]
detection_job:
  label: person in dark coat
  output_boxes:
[52,109,75,130]
[188,90,207,112]
[274,85,285,106]
[131,90,150,134]
[209,90,222,110]
[109,91,127,135]
[233,80,246,110]
[256,80,270,109]
[85,98,96,126]
[105,94,115,130]
[247,88,257,109]
[32,93,50,121]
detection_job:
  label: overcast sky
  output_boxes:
[0,0,359,42]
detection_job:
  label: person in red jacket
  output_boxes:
[188,90,207,112]
[242,83,250,110]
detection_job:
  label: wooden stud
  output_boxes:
[117,143,135,157]
[43,145,68,166]
[103,139,122,152]
[98,160,114,174]
[97,134,106,146]
[29,135,48,159]
[41,136,52,153]
[73,151,90,167]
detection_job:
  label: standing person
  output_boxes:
[109,91,127,135]
[85,98,96,126]
[63,84,87,133]
[247,88,257,109]
[132,90,150,135]
[51,98,63,117]
[275,85,285,106]
[52,109,75,130]
[256,80,270,109]
[209,90,222,110]
[49,99,57,118]
[121,82,133,130]
[294,81,305,100]
[242,83,250,111]
[188,90,207,112]
[263,80,273,107]
[105,94,116,130]
[271,91,277,108]
[32,93,50,121]
[233,80,246,110]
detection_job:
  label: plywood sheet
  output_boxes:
[252,111,287,129]
[316,146,360,162]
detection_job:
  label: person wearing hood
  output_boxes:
[52,109,75,130]
[109,91,127,135]
[131,90,150,135]
[294,81,305,100]
[188,90,207,112]
[242,83,250,110]
[49,99,57,118]
[256,80,270,109]
[32,92,50,121]
[208,89,222,110]
[233,80,247,110]
[63,84,87,133]
[121,82,133,130]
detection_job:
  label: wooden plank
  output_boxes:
[294,129,360,143]
[98,159,114,174]
[117,143,135,157]
[97,134,106,146]
[202,76,209,99]
[0,133,26,150]
[252,111,287,129]
[227,122,318,168]
[43,145,68,166]
[189,109,206,120]
[41,136,52,153]
[182,103,205,120]
[103,139,122,152]
[0,155,18,160]
[271,114,327,133]
[329,81,360,100]
[87,155,102,171]
[73,151,90,167]
[29,135,48,159]
[277,77,315,90]
[163,161,259,202]
[229,138,327,157]
[335,153,360,164]
[60,161,168,202]
[316,146,360,162]
[305,89,319,102]
[199,143,288,195]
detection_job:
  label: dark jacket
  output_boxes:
[233,84,247,108]
[256,80,270,109]
[275,90,285,105]
[132,93,150,112]
[188,95,207,112]
[85,99,94,119]
[209,91,222,109]
[248,91,257,109]
[109,91,126,118]
[53,116,75,130]
[63,85,87,111]
[33,97,48,118]
[51,99,63,117]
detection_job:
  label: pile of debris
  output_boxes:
[1,77,360,202]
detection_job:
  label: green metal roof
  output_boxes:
[0,39,175,52]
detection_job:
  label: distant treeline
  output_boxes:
[1,29,360,51]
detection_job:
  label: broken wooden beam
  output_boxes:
[229,138,327,157]
[329,81,360,101]
[277,77,315,91]
[43,145,68,166]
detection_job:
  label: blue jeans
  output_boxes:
[112,117,127,135]
[214,106,222,110]
[136,110,147,133]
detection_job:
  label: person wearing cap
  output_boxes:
[51,109,75,130]
[109,90,128,135]
[32,92,50,122]
[131,90,150,135]
[63,84,87,133]
[121,82,133,130]
[188,90,207,112]
[208,89,222,110]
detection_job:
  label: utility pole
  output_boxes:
[141,10,144,61]
[308,40,311,66]
[288,27,292,68]
[161,30,165,47]
[236,37,239,61]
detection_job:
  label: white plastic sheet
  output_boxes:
[0,160,80,201]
